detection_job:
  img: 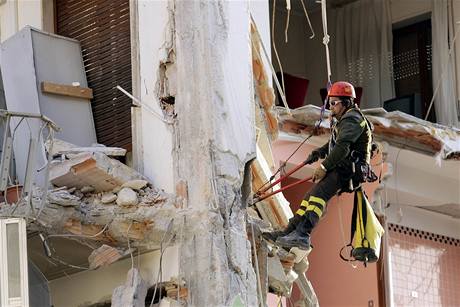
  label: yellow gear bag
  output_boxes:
[340,187,384,265]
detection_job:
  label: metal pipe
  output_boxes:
[0,110,60,131]
[255,176,312,204]
[382,217,394,307]
[257,160,307,195]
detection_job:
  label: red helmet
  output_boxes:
[327,81,356,99]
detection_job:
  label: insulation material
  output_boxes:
[277,105,460,160]
[252,145,293,230]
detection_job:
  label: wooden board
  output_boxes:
[41,81,93,99]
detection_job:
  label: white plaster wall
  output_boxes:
[49,247,179,307]
[383,146,460,208]
[0,0,45,42]
[136,0,175,193]
[386,203,460,240]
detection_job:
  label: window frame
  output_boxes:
[0,218,29,307]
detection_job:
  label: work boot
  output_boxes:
[262,230,287,243]
[276,230,311,250]
[261,215,302,243]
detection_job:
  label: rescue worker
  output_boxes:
[266,81,377,250]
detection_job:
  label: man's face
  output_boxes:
[329,97,346,117]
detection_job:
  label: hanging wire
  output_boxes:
[284,0,291,43]
[271,0,286,96]
[300,0,315,39]
[149,218,175,307]
[320,0,332,83]
[251,15,291,114]
[47,221,111,239]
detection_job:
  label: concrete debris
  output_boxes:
[116,187,138,206]
[50,152,145,192]
[46,138,127,157]
[111,268,148,307]
[267,254,291,296]
[122,179,148,190]
[294,273,319,307]
[290,247,311,264]
[101,192,117,204]
[277,105,460,160]
[88,244,123,269]
[48,190,81,207]
[81,185,95,194]
[293,258,310,274]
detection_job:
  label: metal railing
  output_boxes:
[0,110,59,216]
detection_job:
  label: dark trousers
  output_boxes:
[296,169,343,236]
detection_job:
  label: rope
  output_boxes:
[284,0,291,43]
[251,14,291,115]
[270,0,286,97]
[254,132,314,194]
[300,0,315,39]
[320,0,332,83]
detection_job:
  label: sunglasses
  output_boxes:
[329,99,342,106]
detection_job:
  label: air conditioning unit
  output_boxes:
[0,218,29,307]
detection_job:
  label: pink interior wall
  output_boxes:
[388,224,460,306]
[272,139,383,307]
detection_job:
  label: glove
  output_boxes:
[312,164,327,182]
[305,151,320,164]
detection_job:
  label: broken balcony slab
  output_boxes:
[47,137,127,157]
[277,105,460,159]
[0,180,179,252]
[50,152,145,192]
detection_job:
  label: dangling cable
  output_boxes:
[300,0,315,39]
[284,0,291,43]
[271,0,286,96]
[318,0,333,130]
[320,0,332,83]
[251,14,291,115]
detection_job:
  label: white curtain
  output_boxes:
[333,0,394,109]
[431,0,459,127]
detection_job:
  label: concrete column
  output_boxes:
[174,1,257,305]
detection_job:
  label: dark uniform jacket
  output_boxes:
[314,106,373,172]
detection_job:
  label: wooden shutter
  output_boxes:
[56,0,132,150]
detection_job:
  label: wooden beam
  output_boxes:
[41,81,93,99]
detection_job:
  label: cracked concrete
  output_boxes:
[174,0,258,305]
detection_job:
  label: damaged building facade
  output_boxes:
[0,0,459,307]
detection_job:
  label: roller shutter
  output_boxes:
[56,0,132,150]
